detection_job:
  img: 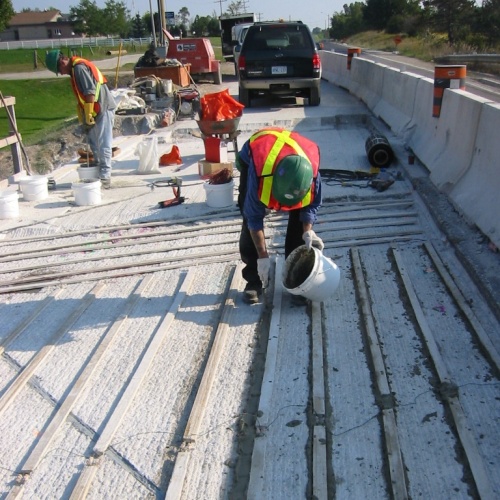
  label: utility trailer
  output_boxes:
[219,13,255,61]
[166,37,222,84]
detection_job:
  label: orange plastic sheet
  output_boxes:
[200,89,244,121]
[159,145,182,166]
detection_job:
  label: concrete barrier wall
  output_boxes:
[349,58,386,110]
[449,102,500,245]
[319,50,500,247]
[372,67,421,136]
[320,50,350,90]
[427,90,489,191]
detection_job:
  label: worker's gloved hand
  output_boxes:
[303,230,324,251]
[83,102,96,127]
[257,257,271,288]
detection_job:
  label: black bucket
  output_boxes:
[365,134,394,168]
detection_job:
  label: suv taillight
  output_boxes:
[312,53,321,70]
[238,55,246,72]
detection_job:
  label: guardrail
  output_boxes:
[434,54,500,64]
[0,37,153,51]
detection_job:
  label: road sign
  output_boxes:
[166,11,175,25]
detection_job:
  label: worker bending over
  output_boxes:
[45,50,116,188]
[237,128,324,304]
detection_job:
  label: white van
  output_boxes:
[232,22,253,74]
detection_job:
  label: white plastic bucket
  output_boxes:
[162,79,173,94]
[77,165,99,180]
[203,179,234,208]
[0,190,19,219]
[283,245,340,302]
[19,175,48,201]
[72,178,101,206]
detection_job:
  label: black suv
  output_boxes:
[237,21,321,108]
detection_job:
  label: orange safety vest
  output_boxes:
[249,128,320,211]
[70,56,107,116]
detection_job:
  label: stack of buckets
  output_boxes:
[73,165,101,206]
[0,175,49,220]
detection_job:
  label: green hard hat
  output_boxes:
[272,155,313,206]
[46,50,62,75]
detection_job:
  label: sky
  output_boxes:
[11,0,343,32]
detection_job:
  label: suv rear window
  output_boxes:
[244,26,314,51]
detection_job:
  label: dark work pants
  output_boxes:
[238,165,304,287]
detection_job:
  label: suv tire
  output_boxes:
[309,87,321,106]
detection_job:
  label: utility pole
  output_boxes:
[215,0,227,16]
[157,0,166,45]
[149,0,157,45]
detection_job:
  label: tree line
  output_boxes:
[0,0,238,39]
[329,0,500,49]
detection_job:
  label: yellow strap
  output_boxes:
[251,129,310,205]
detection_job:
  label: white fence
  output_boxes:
[0,37,153,51]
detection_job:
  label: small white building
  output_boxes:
[0,10,78,42]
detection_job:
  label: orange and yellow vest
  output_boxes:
[249,128,320,211]
[70,56,107,116]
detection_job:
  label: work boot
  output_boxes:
[100,178,111,189]
[243,283,262,304]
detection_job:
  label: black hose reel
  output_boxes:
[365,134,394,168]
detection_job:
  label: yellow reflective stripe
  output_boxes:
[260,176,273,205]
[302,188,312,205]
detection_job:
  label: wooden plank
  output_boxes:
[351,248,408,499]
[166,264,242,500]
[247,256,284,500]
[0,228,241,272]
[424,241,500,371]
[392,247,496,499]
[311,301,325,415]
[94,270,195,456]
[268,211,419,229]
[311,301,328,499]
[312,426,328,500]
[0,248,240,290]
[0,283,105,419]
[0,288,64,356]
[0,95,16,107]
[0,223,242,263]
[183,264,242,440]
[6,277,154,499]
[0,252,240,295]
[0,135,19,149]
[0,209,241,246]
[69,271,194,500]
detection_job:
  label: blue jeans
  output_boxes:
[88,108,115,180]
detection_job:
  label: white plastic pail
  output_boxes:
[0,190,19,219]
[77,165,99,180]
[19,175,48,201]
[72,178,101,206]
[203,180,234,208]
[162,79,173,94]
[283,245,340,302]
